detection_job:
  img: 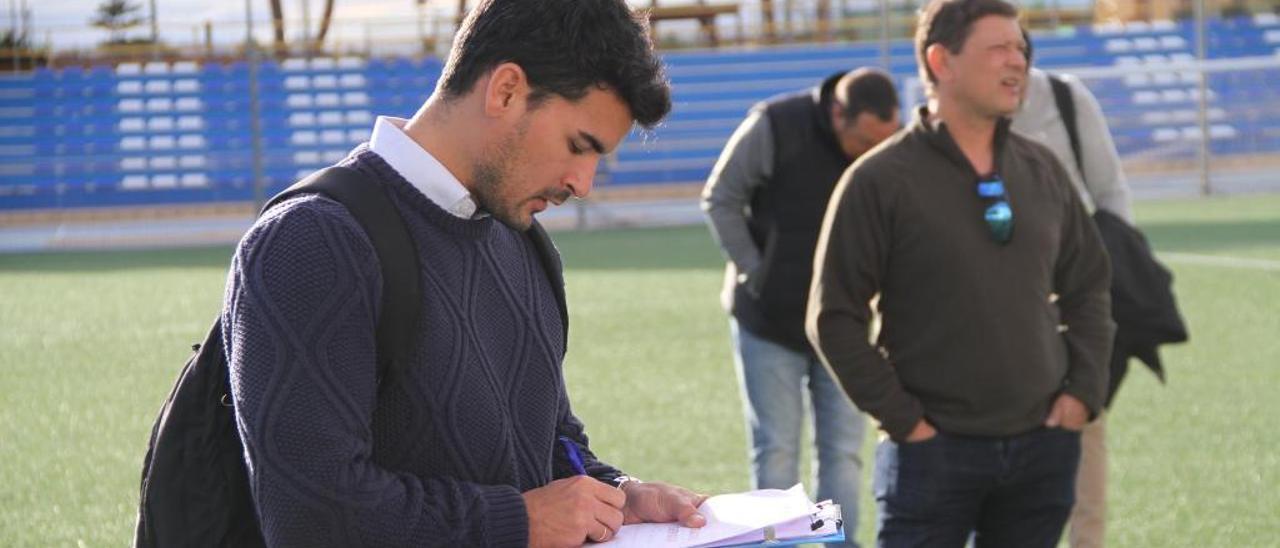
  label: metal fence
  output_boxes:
[3,3,1280,235]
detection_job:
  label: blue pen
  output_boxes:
[558,435,588,475]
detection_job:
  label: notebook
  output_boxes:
[599,484,844,547]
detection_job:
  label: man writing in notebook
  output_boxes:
[807,0,1114,545]
[221,1,704,546]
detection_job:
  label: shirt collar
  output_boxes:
[368,116,480,219]
[913,105,1013,178]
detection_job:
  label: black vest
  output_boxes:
[733,74,853,352]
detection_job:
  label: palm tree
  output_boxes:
[761,0,776,43]
[90,0,146,44]
[316,0,335,45]
[265,0,334,55]
[268,0,285,54]
[816,0,831,41]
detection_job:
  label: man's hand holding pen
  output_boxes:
[525,475,626,547]
[525,436,707,546]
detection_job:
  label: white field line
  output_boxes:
[1158,252,1280,272]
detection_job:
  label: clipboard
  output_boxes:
[705,501,844,547]
[601,485,843,548]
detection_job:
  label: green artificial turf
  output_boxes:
[1,193,1276,546]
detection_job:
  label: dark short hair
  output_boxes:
[834,68,899,122]
[915,0,1020,85]
[1022,27,1034,64]
[437,0,672,128]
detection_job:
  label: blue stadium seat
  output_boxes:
[6,17,1280,212]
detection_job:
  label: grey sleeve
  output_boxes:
[700,108,775,275]
[1069,76,1135,224]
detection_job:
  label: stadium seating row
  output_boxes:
[2,15,1279,210]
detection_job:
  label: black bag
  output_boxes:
[1048,74,1189,406]
[1093,209,1188,406]
[133,166,422,548]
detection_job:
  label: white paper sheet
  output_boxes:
[599,484,816,548]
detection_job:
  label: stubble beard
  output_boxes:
[472,127,531,231]
[471,119,573,232]
[957,88,1016,122]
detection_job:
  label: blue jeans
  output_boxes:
[873,427,1081,548]
[731,320,866,548]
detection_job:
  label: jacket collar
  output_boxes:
[911,105,1013,179]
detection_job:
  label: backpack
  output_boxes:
[133,166,423,548]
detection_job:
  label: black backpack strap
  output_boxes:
[526,220,569,354]
[1048,73,1085,178]
[135,167,421,548]
[265,166,423,379]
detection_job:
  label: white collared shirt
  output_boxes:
[368,116,480,219]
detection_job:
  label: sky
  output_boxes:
[16,0,456,49]
[12,0,1093,51]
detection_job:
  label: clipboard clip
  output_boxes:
[810,500,844,531]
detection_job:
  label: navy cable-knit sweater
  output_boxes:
[222,145,622,547]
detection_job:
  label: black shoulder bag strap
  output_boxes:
[264,166,423,379]
[526,220,570,354]
[1048,73,1086,178]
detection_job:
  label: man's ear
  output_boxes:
[482,62,529,118]
[829,101,846,131]
[925,43,951,84]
